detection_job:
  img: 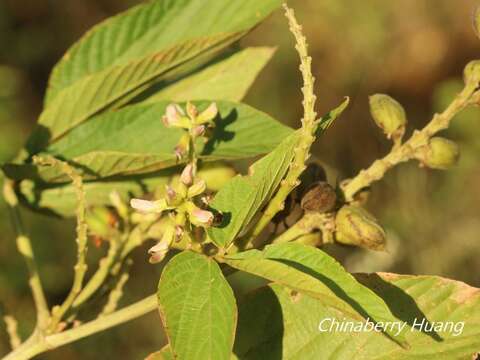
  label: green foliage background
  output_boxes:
[1,0,479,358]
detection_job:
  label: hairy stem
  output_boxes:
[2,181,50,329]
[342,82,478,201]
[244,4,317,244]
[33,156,89,332]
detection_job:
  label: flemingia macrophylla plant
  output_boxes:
[1,1,480,359]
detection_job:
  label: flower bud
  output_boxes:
[196,102,218,125]
[300,181,337,213]
[148,226,174,264]
[463,60,480,86]
[335,205,386,251]
[174,133,190,161]
[416,137,459,170]
[180,164,194,186]
[369,94,407,139]
[164,185,183,207]
[186,202,214,227]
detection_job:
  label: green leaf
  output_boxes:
[142,47,275,103]
[158,251,237,360]
[235,274,480,359]
[224,243,407,345]
[5,101,292,183]
[207,132,300,248]
[45,0,283,104]
[30,0,284,152]
[28,33,238,152]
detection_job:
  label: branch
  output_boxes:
[341,81,478,201]
[2,181,50,328]
[33,156,88,332]
[2,295,157,360]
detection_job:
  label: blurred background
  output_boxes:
[1,0,479,358]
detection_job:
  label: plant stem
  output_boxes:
[72,240,119,308]
[342,82,478,201]
[2,181,50,329]
[3,315,21,349]
[34,157,89,333]
[244,5,317,245]
[2,295,157,360]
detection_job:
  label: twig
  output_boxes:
[71,239,120,309]
[100,260,132,316]
[2,180,50,329]
[341,81,478,201]
[2,295,157,360]
[33,156,88,333]
[3,315,21,349]
[244,4,318,244]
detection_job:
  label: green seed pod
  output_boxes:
[463,60,480,86]
[335,205,386,251]
[300,181,337,213]
[417,137,460,170]
[369,94,407,139]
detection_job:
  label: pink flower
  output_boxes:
[130,198,166,213]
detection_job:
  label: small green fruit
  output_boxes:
[463,60,480,86]
[335,205,386,251]
[369,94,407,139]
[417,137,460,170]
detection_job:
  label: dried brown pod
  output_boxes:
[300,181,337,213]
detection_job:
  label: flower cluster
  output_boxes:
[163,102,218,160]
[130,164,214,263]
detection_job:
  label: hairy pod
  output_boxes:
[416,137,460,170]
[369,94,407,139]
[335,205,386,251]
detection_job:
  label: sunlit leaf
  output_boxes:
[142,47,275,103]
[158,251,237,360]
[224,243,408,345]
[207,132,300,248]
[235,274,480,359]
